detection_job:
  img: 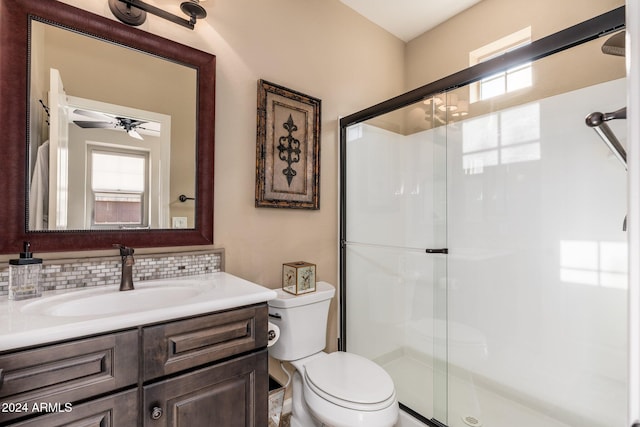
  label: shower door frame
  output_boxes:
[338,6,626,427]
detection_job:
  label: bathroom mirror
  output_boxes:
[29,20,196,232]
[0,0,215,253]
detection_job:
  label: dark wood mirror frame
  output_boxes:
[0,0,215,254]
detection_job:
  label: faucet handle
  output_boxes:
[113,244,135,256]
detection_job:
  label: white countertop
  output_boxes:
[0,272,277,352]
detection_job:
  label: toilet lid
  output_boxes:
[304,352,395,408]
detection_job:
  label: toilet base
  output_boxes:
[290,370,323,427]
[290,415,323,427]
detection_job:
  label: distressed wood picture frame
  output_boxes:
[256,80,320,209]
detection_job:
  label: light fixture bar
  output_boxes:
[115,0,201,29]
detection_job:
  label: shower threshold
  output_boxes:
[381,349,575,427]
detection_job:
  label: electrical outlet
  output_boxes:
[172,217,188,228]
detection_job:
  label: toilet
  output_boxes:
[268,281,399,427]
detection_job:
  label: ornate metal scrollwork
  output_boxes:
[277,114,301,186]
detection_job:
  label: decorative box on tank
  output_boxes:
[282,261,316,295]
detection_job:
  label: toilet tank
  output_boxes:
[268,281,335,361]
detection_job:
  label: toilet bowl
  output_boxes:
[268,282,398,427]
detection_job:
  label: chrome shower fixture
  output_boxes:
[109,0,207,30]
[585,107,627,169]
[585,107,627,231]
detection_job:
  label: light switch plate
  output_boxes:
[172,217,188,228]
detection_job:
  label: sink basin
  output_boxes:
[1,272,278,352]
[21,286,203,317]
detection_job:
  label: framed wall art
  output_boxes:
[255,80,321,209]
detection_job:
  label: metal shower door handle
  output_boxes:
[425,248,448,254]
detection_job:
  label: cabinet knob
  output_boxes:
[150,406,163,420]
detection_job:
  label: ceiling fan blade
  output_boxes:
[127,129,144,140]
[73,120,116,129]
[136,125,160,134]
[73,109,113,121]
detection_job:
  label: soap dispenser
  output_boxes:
[8,242,43,300]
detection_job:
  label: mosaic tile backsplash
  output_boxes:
[0,249,223,297]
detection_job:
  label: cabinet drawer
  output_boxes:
[142,304,267,381]
[8,388,138,427]
[0,330,138,424]
[143,349,268,427]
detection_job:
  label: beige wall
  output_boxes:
[41,0,405,361]
[405,0,624,91]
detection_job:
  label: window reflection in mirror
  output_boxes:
[28,19,197,231]
[90,148,148,229]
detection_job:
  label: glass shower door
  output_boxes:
[341,10,627,427]
[444,35,628,427]
[343,96,449,424]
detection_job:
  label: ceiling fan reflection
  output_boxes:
[72,108,155,140]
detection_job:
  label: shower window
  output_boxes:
[478,61,532,100]
[469,27,532,102]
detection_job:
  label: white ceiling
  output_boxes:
[339,0,483,42]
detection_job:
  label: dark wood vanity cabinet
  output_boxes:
[0,303,269,427]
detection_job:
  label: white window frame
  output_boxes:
[469,27,532,103]
[87,146,150,229]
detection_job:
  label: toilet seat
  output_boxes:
[304,352,396,411]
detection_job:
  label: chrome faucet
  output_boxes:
[113,244,135,291]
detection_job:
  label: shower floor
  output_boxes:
[382,350,572,427]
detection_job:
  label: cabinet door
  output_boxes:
[143,349,268,427]
[8,389,138,427]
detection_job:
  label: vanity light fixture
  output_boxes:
[108,0,207,30]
